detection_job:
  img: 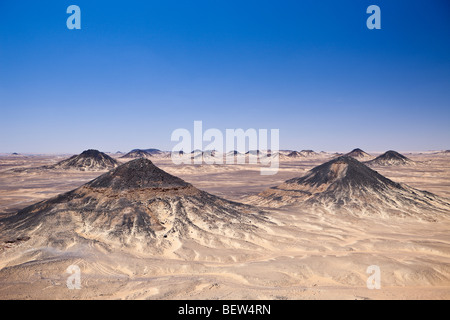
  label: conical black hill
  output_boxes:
[366,150,414,166]
[52,149,119,171]
[345,148,371,159]
[255,156,450,219]
[121,149,153,159]
[86,158,190,190]
[287,156,402,190]
[80,149,103,158]
[1,158,268,252]
[382,150,408,160]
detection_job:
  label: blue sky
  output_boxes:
[1,0,449,153]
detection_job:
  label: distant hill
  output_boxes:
[50,149,119,171]
[299,150,318,157]
[344,148,372,160]
[121,149,153,160]
[366,150,415,166]
[286,151,303,158]
[142,148,164,155]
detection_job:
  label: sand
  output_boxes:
[0,152,449,300]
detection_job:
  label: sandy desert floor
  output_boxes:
[0,153,449,300]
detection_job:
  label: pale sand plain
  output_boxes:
[0,153,449,299]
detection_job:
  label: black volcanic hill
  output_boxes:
[51,149,119,171]
[120,149,153,160]
[142,148,163,155]
[255,156,450,219]
[285,150,317,158]
[286,156,401,190]
[344,148,372,160]
[366,150,414,166]
[286,151,303,158]
[299,150,317,157]
[1,159,268,253]
[88,158,189,190]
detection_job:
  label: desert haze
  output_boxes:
[0,150,449,300]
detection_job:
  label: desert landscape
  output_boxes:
[0,149,449,300]
[2,1,449,302]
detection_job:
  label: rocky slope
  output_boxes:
[366,150,415,166]
[344,148,372,161]
[50,149,119,171]
[0,159,270,255]
[120,149,153,160]
[252,156,450,220]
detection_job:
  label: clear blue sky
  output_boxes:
[1,0,449,153]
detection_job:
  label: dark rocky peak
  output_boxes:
[86,158,190,190]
